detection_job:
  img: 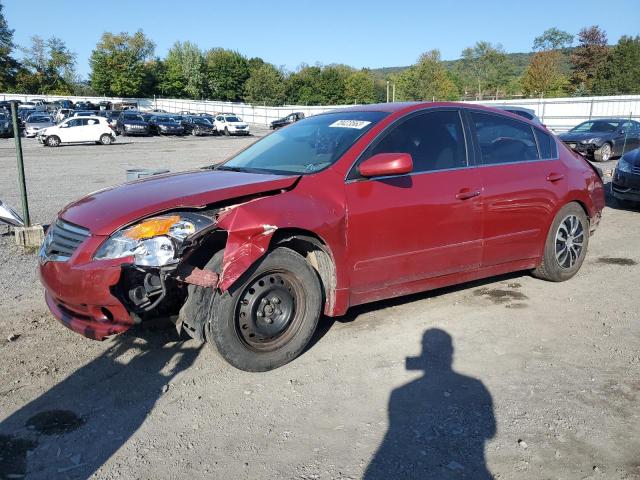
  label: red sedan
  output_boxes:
[39,102,605,371]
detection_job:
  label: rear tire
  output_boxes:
[45,135,60,147]
[205,247,322,372]
[100,134,113,145]
[224,127,230,136]
[532,202,589,282]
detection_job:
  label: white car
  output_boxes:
[214,113,250,136]
[38,116,116,147]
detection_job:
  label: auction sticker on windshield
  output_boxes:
[329,120,372,129]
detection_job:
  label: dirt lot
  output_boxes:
[0,132,639,480]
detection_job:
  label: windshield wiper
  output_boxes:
[214,165,247,172]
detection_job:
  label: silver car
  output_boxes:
[25,115,55,138]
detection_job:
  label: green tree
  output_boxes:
[570,25,609,94]
[16,36,76,94]
[522,50,569,97]
[285,64,350,105]
[0,1,18,91]
[395,50,458,101]
[344,69,376,104]
[533,28,573,51]
[458,41,513,99]
[90,30,155,97]
[243,63,285,105]
[593,35,640,95]
[205,49,250,101]
[160,41,205,98]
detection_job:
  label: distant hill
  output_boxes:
[369,49,575,80]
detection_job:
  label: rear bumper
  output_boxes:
[39,253,135,340]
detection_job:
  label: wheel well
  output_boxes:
[269,229,337,314]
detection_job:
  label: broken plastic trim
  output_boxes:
[0,200,24,227]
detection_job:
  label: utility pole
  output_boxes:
[386,81,390,103]
[10,101,30,227]
[392,84,396,102]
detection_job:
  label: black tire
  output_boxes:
[224,127,230,136]
[191,128,198,136]
[46,135,60,147]
[532,202,590,282]
[204,247,322,372]
[100,134,113,145]
[593,142,612,162]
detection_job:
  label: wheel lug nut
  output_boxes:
[265,318,273,324]
[256,311,263,317]
[272,297,280,304]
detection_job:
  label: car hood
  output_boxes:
[26,122,54,128]
[558,131,614,142]
[230,122,248,127]
[59,170,300,236]
[158,122,181,127]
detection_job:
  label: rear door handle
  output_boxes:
[456,189,481,200]
[546,173,565,182]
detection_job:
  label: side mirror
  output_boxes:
[358,153,413,178]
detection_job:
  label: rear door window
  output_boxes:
[471,111,539,165]
[533,128,557,159]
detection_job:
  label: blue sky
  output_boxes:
[4,0,639,79]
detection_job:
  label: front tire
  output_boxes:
[205,247,322,372]
[533,202,589,282]
[594,142,612,162]
[224,127,230,136]
[46,135,60,147]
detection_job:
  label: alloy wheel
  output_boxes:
[555,214,585,269]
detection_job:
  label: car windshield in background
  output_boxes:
[157,117,176,123]
[225,116,241,122]
[193,118,211,124]
[220,111,388,175]
[30,117,51,123]
[124,115,144,121]
[571,120,620,133]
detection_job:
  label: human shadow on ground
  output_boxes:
[0,325,201,479]
[364,328,496,479]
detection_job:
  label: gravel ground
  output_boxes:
[0,132,639,480]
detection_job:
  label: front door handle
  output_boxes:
[456,188,481,200]
[546,173,565,182]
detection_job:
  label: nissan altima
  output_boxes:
[39,103,604,371]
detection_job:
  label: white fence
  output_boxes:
[2,92,639,132]
[471,95,640,132]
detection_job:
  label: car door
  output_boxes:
[467,109,566,267]
[345,108,483,296]
[87,118,107,141]
[57,118,83,142]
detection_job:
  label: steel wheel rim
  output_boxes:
[235,270,305,352]
[601,144,611,161]
[555,214,585,269]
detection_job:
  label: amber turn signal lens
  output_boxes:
[123,215,181,240]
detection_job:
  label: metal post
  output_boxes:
[386,81,389,103]
[621,111,632,155]
[392,84,396,102]
[10,101,30,227]
[588,98,594,120]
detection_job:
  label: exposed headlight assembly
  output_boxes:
[94,212,214,266]
[587,137,603,144]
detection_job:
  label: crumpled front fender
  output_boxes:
[215,202,278,291]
